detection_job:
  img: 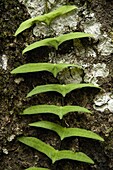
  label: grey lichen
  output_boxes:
[97,33,113,56]
[84,63,109,85]
[18,0,45,17]
[0,55,8,70]
[7,134,15,142]
[14,77,24,84]
[83,17,101,40]
[2,148,8,155]
[93,92,113,113]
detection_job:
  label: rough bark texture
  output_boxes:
[0,0,113,170]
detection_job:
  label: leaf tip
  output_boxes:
[22,49,25,55]
[26,94,30,98]
[14,29,20,36]
[90,159,94,164]
[17,136,23,142]
[26,92,32,98]
[53,72,57,78]
[14,30,18,36]
[59,115,63,120]
[99,137,104,142]
[61,137,64,141]
[10,70,13,74]
[52,159,55,164]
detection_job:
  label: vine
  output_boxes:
[12,5,104,170]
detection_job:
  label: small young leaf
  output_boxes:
[21,105,91,119]
[11,63,82,77]
[29,121,104,141]
[25,167,50,170]
[27,83,100,98]
[23,32,93,54]
[14,5,77,36]
[18,136,94,164]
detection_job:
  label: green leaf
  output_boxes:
[52,150,94,164]
[14,5,77,36]
[29,121,104,141]
[11,63,82,77]
[23,38,58,54]
[27,83,100,98]
[25,167,50,170]
[18,137,94,164]
[22,32,93,54]
[21,105,91,119]
[57,32,93,46]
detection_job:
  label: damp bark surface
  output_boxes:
[0,0,113,170]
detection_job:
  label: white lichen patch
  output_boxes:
[86,47,97,58]
[7,134,15,142]
[97,32,113,56]
[0,54,8,70]
[81,8,102,40]
[84,63,109,84]
[93,92,113,113]
[82,10,113,56]
[2,148,8,155]
[19,0,45,17]
[14,77,24,84]
[84,20,101,40]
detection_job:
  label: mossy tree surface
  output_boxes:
[0,0,113,170]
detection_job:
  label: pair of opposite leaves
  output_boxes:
[14,5,93,53]
[15,5,77,36]
[19,136,94,165]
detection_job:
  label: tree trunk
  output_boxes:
[0,0,113,170]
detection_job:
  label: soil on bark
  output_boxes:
[0,0,113,170]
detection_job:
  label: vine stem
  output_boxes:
[44,4,64,169]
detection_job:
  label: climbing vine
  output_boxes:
[12,5,104,170]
